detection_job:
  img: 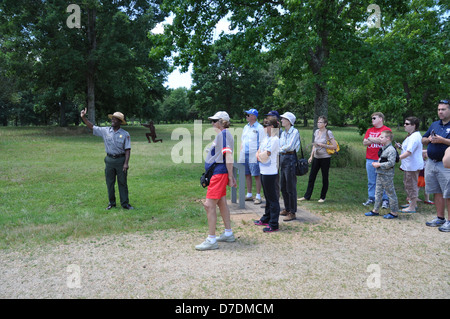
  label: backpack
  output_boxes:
[378,145,399,163]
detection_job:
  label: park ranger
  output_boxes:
[80,108,134,210]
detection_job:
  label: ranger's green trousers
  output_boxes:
[104,155,129,207]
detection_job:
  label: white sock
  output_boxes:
[256,193,261,200]
[208,235,216,243]
[224,229,233,237]
[246,193,252,197]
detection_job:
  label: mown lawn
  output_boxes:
[0,123,433,249]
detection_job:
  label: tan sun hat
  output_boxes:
[108,112,127,125]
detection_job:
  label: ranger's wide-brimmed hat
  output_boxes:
[108,112,127,125]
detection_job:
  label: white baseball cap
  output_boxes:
[280,112,296,125]
[208,111,230,122]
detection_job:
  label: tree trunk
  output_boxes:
[59,99,67,127]
[87,8,97,124]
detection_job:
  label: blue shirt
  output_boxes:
[205,129,234,176]
[423,120,450,161]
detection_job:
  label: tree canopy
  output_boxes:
[0,0,448,130]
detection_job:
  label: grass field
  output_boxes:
[0,123,431,249]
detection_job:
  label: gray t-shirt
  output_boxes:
[93,126,131,155]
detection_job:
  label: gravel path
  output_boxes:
[0,201,448,299]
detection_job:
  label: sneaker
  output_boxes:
[426,217,446,227]
[263,227,279,233]
[254,220,269,226]
[216,233,236,242]
[283,212,296,221]
[363,199,374,206]
[280,209,289,216]
[253,198,262,204]
[382,200,389,209]
[438,220,450,232]
[424,200,434,205]
[195,239,219,251]
[245,196,253,201]
[318,198,325,203]
[297,197,308,201]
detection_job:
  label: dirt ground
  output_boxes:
[0,200,448,299]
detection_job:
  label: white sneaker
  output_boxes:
[438,220,450,232]
[363,199,374,206]
[216,233,236,242]
[318,199,325,203]
[195,239,219,251]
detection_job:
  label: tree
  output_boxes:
[162,0,408,129]
[189,35,270,119]
[0,0,170,126]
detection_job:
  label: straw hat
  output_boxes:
[108,112,127,125]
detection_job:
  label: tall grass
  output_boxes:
[0,124,431,249]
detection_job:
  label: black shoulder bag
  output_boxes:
[295,140,309,176]
[200,163,218,188]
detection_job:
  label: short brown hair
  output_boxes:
[318,116,328,127]
[381,130,393,141]
[263,116,279,128]
[405,116,420,131]
[371,112,385,121]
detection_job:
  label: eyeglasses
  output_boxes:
[439,100,449,105]
[404,123,411,126]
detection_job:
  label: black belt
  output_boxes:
[107,153,125,158]
[281,151,296,155]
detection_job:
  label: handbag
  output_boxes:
[326,130,340,155]
[295,144,309,176]
[200,163,217,188]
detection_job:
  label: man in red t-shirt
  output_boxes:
[362,112,392,207]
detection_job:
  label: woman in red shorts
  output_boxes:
[195,111,237,251]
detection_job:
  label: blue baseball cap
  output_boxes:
[245,109,258,117]
[266,110,280,119]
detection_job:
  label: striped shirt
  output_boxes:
[279,126,300,153]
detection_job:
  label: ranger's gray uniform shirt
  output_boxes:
[93,126,131,155]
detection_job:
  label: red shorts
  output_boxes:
[206,173,228,199]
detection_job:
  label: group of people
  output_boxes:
[79,99,450,252]
[361,101,450,234]
[195,109,338,250]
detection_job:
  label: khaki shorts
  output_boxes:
[425,159,450,198]
[403,170,419,199]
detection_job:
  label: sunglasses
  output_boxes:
[371,117,378,120]
[439,100,449,105]
[210,119,218,123]
[404,123,411,126]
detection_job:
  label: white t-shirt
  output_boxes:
[400,131,424,171]
[258,135,279,175]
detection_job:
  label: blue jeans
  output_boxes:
[366,159,388,202]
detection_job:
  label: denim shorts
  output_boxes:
[244,161,260,176]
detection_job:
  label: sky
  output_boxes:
[152,14,235,89]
